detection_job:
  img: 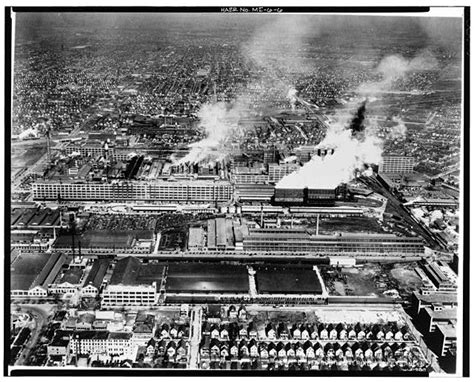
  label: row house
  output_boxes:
[146,338,188,362]
[200,338,412,364]
[264,322,411,342]
[159,323,188,339]
[227,305,247,320]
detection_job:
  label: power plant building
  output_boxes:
[274,187,337,206]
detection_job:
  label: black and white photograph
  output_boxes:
[4,5,469,377]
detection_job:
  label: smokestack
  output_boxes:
[348,100,367,138]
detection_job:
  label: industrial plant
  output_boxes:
[8,9,464,377]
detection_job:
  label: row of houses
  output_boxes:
[200,338,425,366]
[145,338,189,363]
[203,321,413,342]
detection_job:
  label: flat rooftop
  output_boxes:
[58,266,84,285]
[11,253,51,291]
[166,263,249,293]
[55,231,135,249]
[255,266,323,295]
[109,257,165,286]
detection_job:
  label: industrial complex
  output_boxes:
[8,10,463,377]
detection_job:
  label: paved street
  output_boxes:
[13,305,52,366]
[188,306,203,369]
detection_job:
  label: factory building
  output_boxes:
[81,259,112,297]
[379,155,415,174]
[268,163,300,183]
[11,252,67,297]
[32,180,233,203]
[274,187,337,206]
[233,174,269,184]
[288,206,364,217]
[294,146,335,163]
[242,229,426,258]
[101,257,164,307]
[421,261,457,292]
[235,184,275,202]
[63,141,111,159]
[206,218,235,250]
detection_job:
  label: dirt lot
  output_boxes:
[321,262,422,299]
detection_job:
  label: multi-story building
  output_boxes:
[418,306,457,333]
[69,330,133,357]
[431,324,457,357]
[268,163,300,183]
[32,180,233,203]
[242,229,426,258]
[233,174,269,184]
[379,155,415,174]
[101,257,164,307]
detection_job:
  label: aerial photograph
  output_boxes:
[6,8,466,376]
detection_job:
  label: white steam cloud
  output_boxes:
[277,50,438,190]
[358,52,439,95]
[388,117,407,140]
[287,87,298,111]
[176,16,314,165]
[276,105,383,189]
[174,101,246,165]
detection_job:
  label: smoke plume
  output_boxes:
[177,16,315,165]
[287,88,298,111]
[276,100,383,189]
[348,100,367,137]
[174,101,247,165]
[388,117,407,140]
[358,52,439,95]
